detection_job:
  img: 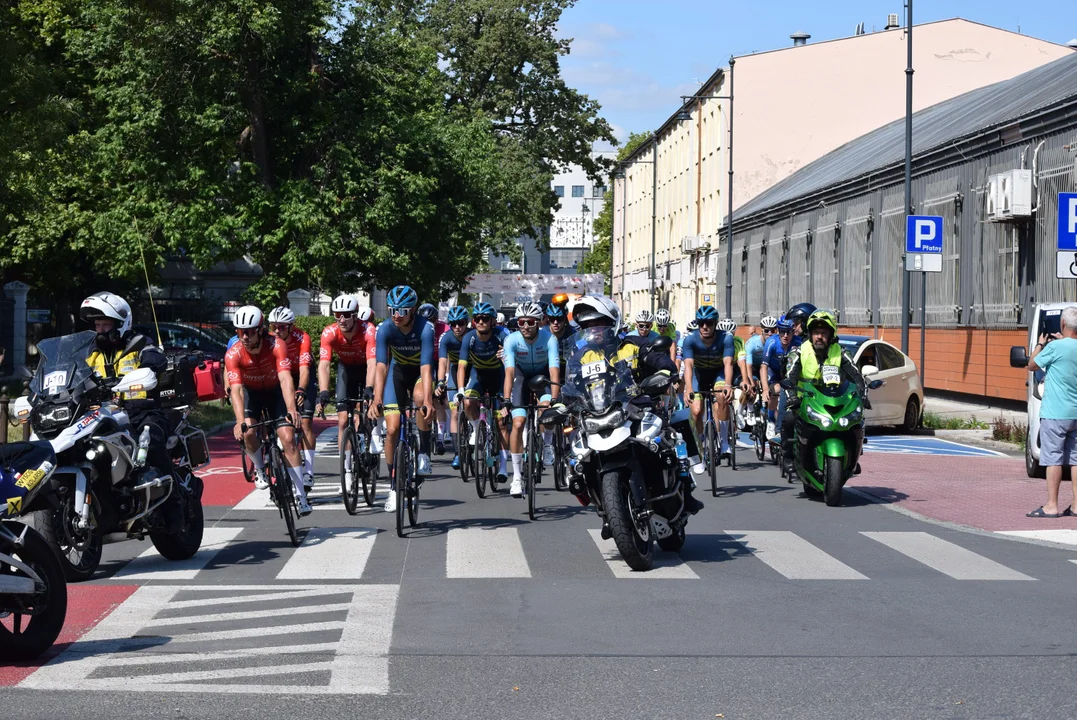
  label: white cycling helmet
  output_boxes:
[79,292,133,336]
[331,294,358,314]
[515,301,543,319]
[635,309,654,323]
[760,315,778,330]
[268,306,296,325]
[718,317,737,333]
[572,295,621,329]
[357,307,374,322]
[654,308,671,325]
[233,305,264,330]
[686,320,699,332]
[496,312,506,325]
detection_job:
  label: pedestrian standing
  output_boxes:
[1026,305,1077,518]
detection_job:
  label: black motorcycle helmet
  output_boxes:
[785,302,817,329]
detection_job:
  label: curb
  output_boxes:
[847,487,1077,553]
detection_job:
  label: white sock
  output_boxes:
[246,450,265,470]
[437,421,446,438]
[288,465,308,502]
[511,453,523,480]
[304,448,315,473]
[719,421,730,452]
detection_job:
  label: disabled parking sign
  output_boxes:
[1057,192,1077,279]
[905,215,943,273]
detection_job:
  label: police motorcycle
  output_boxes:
[0,440,67,660]
[12,331,207,581]
[540,328,693,571]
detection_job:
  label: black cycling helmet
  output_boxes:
[785,302,817,327]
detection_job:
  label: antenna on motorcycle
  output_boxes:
[134,221,163,347]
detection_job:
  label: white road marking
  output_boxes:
[164,587,347,609]
[20,584,399,695]
[112,527,243,580]
[862,532,1034,580]
[276,527,378,580]
[142,603,351,627]
[445,527,531,578]
[726,530,867,580]
[587,529,699,579]
[997,529,1077,547]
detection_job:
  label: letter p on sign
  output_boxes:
[915,220,934,249]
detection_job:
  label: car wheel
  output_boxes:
[1025,428,1046,479]
[901,396,920,434]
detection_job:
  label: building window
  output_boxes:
[593,184,607,197]
[549,249,586,269]
[553,185,565,197]
[571,185,585,198]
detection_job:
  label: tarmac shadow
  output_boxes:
[714,484,793,497]
[845,486,908,505]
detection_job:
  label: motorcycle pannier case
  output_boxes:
[158,354,200,409]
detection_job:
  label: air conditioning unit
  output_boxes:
[680,235,711,255]
[987,169,1033,221]
[887,13,900,29]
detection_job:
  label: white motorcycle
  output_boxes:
[14,331,207,582]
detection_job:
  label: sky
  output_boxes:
[558,0,1077,150]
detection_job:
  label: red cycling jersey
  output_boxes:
[279,328,312,372]
[434,321,449,344]
[319,321,377,366]
[225,338,291,390]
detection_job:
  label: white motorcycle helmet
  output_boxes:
[571,295,621,330]
[80,292,133,350]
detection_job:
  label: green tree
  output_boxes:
[581,132,651,291]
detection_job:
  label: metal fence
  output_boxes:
[726,126,1077,328]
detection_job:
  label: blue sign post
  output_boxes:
[1057,192,1077,279]
[905,215,943,272]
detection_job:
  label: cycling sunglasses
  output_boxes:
[450,320,469,328]
[697,319,716,328]
[270,323,292,333]
[637,322,653,330]
[389,307,412,318]
[334,312,356,320]
[517,318,538,328]
[473,314,493,323]
[236,327,259,337]
[777,327,793,335]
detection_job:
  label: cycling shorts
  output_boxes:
[243,386,287,422]
[335,362,367,406]
[292,372,318,419]
[384,360,423,416]
[463,368,505,401]
[510,370,553,419]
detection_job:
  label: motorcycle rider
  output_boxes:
[785,302,816,344]
[79,292,183,527]
[780,310,868,471]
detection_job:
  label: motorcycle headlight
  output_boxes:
[805,405,832,428]
[31,403,74,436]
[584,408,626,434]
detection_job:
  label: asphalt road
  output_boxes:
[6,433,1077,720]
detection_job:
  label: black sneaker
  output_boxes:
[435,440,445,456]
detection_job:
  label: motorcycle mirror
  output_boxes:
[18,365,33,379]
[1009,345,1029,369]
[860,364,879,376]
[539,406,566,424]
[650,336,672,354]
[527,375,551,394]
[113,367,158,393]
[639,373,672,395]
[868,379,885,390]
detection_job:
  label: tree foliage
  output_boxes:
[0,0,615,309]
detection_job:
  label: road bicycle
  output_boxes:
[390,397,424,538]
[338,395,380,514]
[242,414,302,546]
[470,390,504,499]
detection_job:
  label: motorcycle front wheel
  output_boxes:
[823,455,845,507]
[600,468,653,572]
[150,475,205,560]
[37,501,103,583]
[0,522,68,662]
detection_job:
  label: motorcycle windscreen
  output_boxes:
[564,327,636,414]
[29,331,98,401]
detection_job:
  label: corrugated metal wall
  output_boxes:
[727,128,1077,328]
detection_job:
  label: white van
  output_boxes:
[1009,302,1071,478]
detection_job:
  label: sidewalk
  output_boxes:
[849,451,1076,538]
[924,392,1026,427]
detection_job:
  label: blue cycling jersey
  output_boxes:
[680,331,735,373]
[375,317,435,368]
[503,328,560,375]
[745,334,765,366]
[438,330,464,366]
[763,334,795,380]
[459,329,504,372]
[628,329,661,342]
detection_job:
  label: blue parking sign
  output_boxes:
[905,215,943,254]
[1058,193,1077,251]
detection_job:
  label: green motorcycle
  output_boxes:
[784,377,882,506]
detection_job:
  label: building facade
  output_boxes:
[613,18,1075,328]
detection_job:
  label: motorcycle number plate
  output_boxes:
[581,361,606,379]
[43,371,67,391]
[822,365,840,385]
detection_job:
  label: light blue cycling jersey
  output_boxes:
[629,329,661,342]
[503,328,560,375]
[745,334,765,366]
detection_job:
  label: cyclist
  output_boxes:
[761,314,796,440]
[545,303,576,379]
[629,309,661,341]
[436,305,471,470]
[502,302,561,497]
[316,294,377,492]
[681,306,735,460]
[368,285,436,512]
[785,302,816,344]
[676,319,699,378]
[748,316,776,381]
[456,302,511,484]
[419,303,451,454]
[718,317,752,434]
[495,312,510,340]
[226,306,312,515]
[268,306,317,490]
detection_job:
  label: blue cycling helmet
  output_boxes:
[418,302,438,321]
[776,314,794,331]
[447,306,469,323]
[695,305,720,322]
[387,285,418,309]
[473,301,496,318]
[544,303,565,319]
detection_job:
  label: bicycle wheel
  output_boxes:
[487,417,500,491]
[271,444,300,547]
[395,430,408,538]
[339,426,359,514]
[728,415,737,470]
[706,421,719,497]
[526,417,538,520]
[407,440,420,527]
[359,418,377,507]
[241,441,254,482]
[474,421,487,499]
